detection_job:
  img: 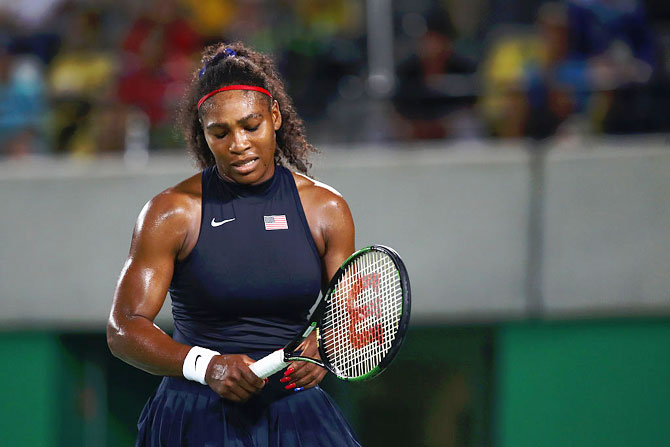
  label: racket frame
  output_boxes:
[316,245,411,381]
[249,245,411,381]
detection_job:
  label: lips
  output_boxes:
[231,157,259,174]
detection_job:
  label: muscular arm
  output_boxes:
[293,172,356,279]
[107,181,265,401]
[106,190,194,376]
[318,193,356,283]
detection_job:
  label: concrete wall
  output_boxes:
[543,149,670,315]
[1,139,668,328]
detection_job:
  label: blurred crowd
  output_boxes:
[1,0,669,159]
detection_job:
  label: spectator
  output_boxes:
[0,41,47,158]
[180,0,237,43]
[118,0,202,148]
[47,7,119,154]
[479,2,590,139]
[525,2,590,139]
[566,0,655,133]
[276,0,365,121]
[392,6,479,140]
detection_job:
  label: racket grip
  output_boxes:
[249,350,289,379]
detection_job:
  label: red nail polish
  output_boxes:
[285,383,296,390]
[280,376,291,383]
[264,378,269,384]
[284,368,294,376]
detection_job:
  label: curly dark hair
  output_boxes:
[177,41,316,173]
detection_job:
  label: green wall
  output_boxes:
[325,326,494,446]
[0,333,62,445]
[0,332,161,447]
[496,319,670,447]
[3,321,669,446]
[0,328,493,447]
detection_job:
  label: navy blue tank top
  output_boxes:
[169,165,322,357]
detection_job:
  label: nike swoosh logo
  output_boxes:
[194,354,202,369]
[211,217,235,227]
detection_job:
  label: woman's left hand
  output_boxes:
[280,331,327,391]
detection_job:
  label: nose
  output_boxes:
[230,129,250,154]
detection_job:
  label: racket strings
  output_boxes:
[337,252,401,375]
[322,251,403,379]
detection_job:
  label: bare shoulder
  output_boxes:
[291,171,349,213]
[140,173,201,226]
[132,173,202,257]
[292,171,355,277]
[291,171,354,259]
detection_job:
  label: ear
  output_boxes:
[271,99,282,131]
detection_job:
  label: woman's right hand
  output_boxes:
[205,354,266,402]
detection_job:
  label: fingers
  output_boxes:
[226,383,254,402]
[205,353,326,400]
[282,331,327,391]
[206,355,266,402]
[281,362,327,391]
[241,356,267,387]
[227,373,267,402]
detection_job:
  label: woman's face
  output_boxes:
[200,90,282,185]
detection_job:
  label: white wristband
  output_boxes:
[182,346,220,385]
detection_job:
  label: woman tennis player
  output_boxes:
[107,42,361,446]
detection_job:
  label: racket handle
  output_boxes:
[249,350,289,379]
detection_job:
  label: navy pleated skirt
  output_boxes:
[136,375,361,447]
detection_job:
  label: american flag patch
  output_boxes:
[264,215,288,230]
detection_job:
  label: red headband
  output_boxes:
[197,85,273,110]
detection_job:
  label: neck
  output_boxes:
[215,162,276,186]
[214,164,278,195]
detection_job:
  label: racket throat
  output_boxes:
[285,355,326,369]
[301,321,317,338]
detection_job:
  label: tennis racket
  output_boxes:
[249,244,411,381]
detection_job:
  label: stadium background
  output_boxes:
[1,0,668,445]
